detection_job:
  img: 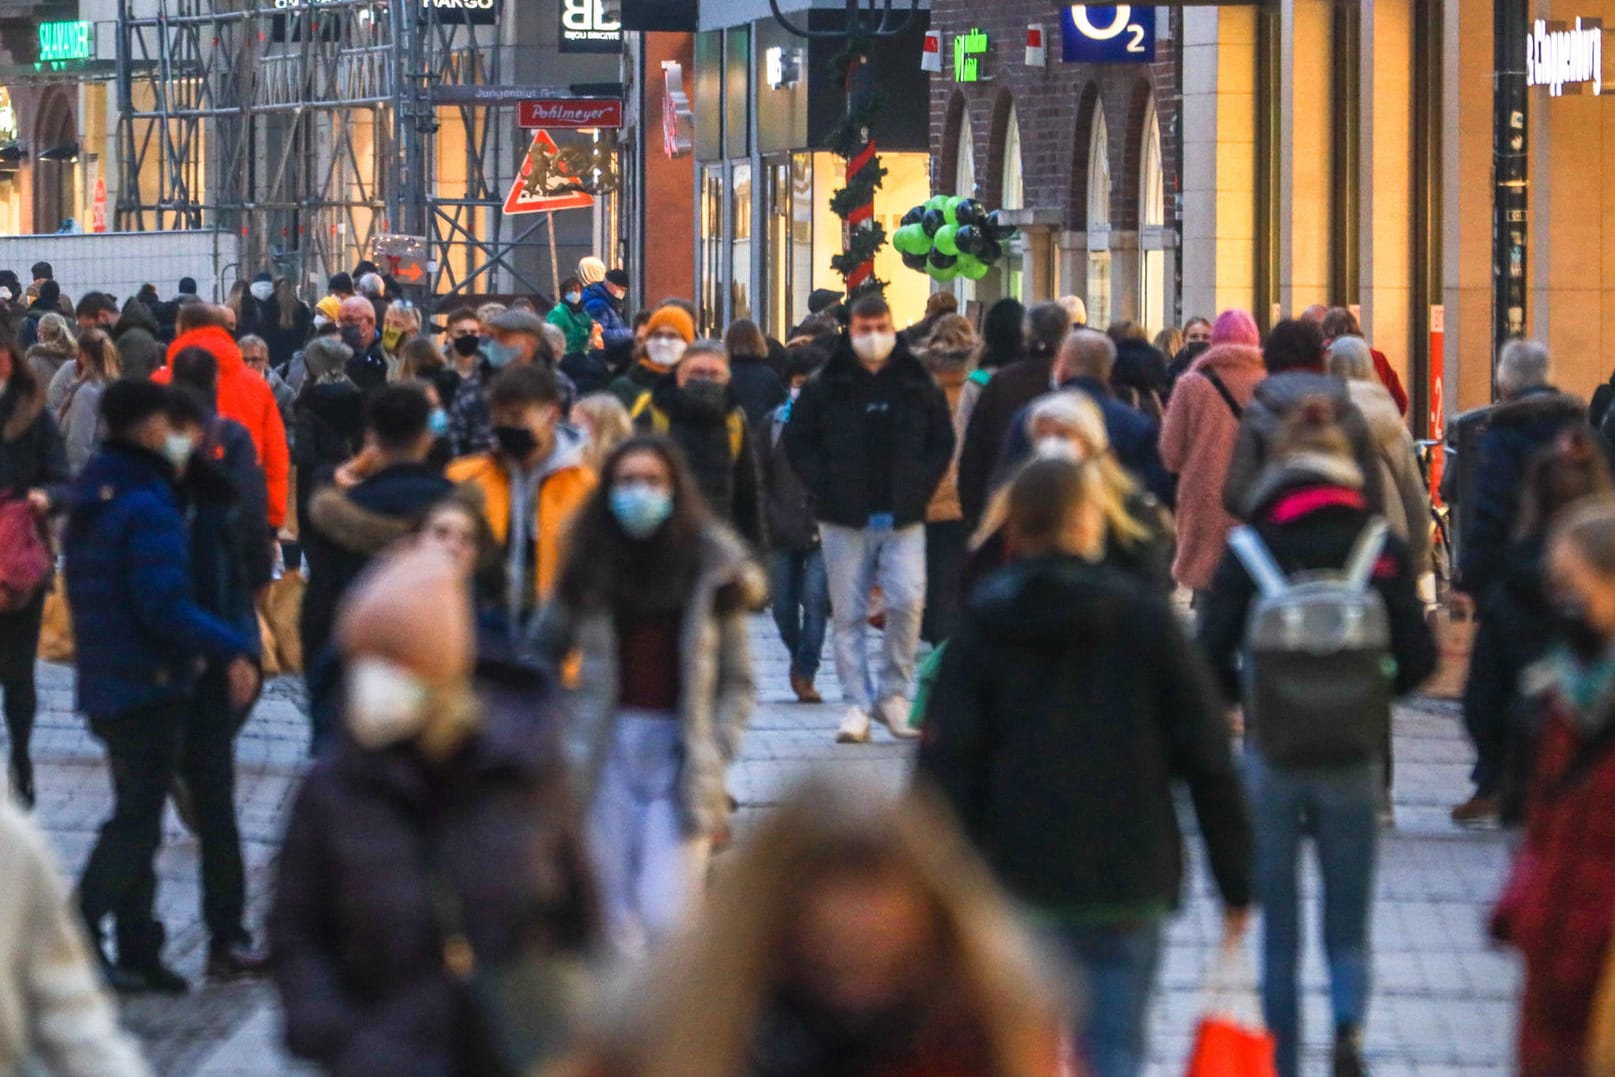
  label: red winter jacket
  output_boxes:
[1493,696,1615,1077]
[155,326,290,529]
[1370,347,1408,415]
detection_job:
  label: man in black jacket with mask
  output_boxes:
[783,294,955,744]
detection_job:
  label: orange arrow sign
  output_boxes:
[396,262,424,283]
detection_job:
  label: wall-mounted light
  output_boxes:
[38,141,78,162]
[765,45,802,89]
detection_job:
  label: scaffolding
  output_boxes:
[113,0,563,296]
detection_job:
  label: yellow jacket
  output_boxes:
[446,450,597,603]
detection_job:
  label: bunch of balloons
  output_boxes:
[889,195,1018,282]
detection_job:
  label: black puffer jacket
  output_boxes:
[270,660,596,1077]
[635,378,766,549]
[782,337,954,530]
[918,554,1252,916]
[955,352,1053,527]
[764,402,816,552]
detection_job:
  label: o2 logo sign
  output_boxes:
[1060,6,1156,63]
[560,0,622,53]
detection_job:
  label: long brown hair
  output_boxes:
[587,779,1064,1077]
[555,435,714,616]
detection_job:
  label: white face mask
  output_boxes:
[789,385,801,401]
[851,331,896,366]
[1035,435,1079,462]
[250,281,274,303]
[645,337,686,369]
[312,313,331,329]
[163,432,195,470]
[346,657,431,750]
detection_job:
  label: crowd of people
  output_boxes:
[0,251,1610,1077]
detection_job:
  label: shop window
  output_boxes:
[1139,96,1167,334]
[700,166,725,335]
[731,162,753,322]
[1086,105,1112,325]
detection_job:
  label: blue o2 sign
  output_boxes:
[1060,6,1155,63]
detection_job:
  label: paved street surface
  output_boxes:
[20,620,1518,1076]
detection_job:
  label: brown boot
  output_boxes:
[791,671,823,704]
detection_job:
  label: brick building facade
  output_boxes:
[924,4,1181,331]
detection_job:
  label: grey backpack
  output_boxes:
[1228,519,1393,768]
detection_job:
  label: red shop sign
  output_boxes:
[517,98,623,129]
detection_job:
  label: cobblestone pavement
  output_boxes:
[18,620,1519,1076]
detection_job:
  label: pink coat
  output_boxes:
[1159,344,1266,589]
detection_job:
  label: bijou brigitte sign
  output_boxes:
[1526,17,1604,97]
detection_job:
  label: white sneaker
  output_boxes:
[835,706,871,744]
[875,696,920,740]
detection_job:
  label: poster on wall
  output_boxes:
[1059,6,1155,63]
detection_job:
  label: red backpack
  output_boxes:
[0,499,50,612]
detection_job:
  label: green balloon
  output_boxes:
[928,262,959,283]
[958,255,991,281]
[895,224,931,256]
[933,224,960,257]
[924,195,948,212]
[943,196,964,226]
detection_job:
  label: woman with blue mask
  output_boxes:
[546,275,598,361]
[531,435,762,957]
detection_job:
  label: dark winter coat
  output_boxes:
[0,373,68,499]
[1458,387,1589,601]
[1111,338,1171,421]
[292,379,367,529]
[1220,370,1386,520]
[998,375,1175,508]
[956,353,1057,527]
[581,281,631,350]
[782,338,955,531]
[182,415,274,655]
[242,297,314,369]
[63,443,249,717]
[635,378,765,549]
[347,337,391,396]
[299,462,456,679]
[728,354,787,433]
[765,401,817,552]
[270,662,597,1077]
[607,360,667,412]
[1493,682,1615,1077]
[917,554,1253,917]
[1196,463,1437,710]
[112,300,164,381]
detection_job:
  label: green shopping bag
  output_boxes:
[909,641,947,730]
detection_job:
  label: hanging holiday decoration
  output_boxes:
[891,195,1017,281]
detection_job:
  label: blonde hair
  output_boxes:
[476,302,507,329]
[76,328,120,383]
[572,392,632,473]
[35,312,73,352]
[589,779,1062,1077]
[971,390,1149,549]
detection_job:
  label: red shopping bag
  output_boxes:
[1185,943,1277,1077]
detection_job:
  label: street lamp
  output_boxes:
[768,0,921,297]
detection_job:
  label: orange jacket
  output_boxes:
[154,326,290,529]
[446,450,596,603]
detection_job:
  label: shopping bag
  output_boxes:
[1422,604,1475,700]
[257,609,281,678]
[262,573,306,675]
[909,641,947,729]
[1588,909,1615,1075]
[1185,944,1277,1077]
[36,576,74,663]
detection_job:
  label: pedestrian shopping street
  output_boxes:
[20,619,1518,1076]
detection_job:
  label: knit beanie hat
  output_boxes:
[577,257,607,286]
[1211,309,1260,347]
[303,335,353,379]
[646,304,696,344]
[337,546,473,686]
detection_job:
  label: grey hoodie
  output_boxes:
[1221,370,1385,520]
[501,422,588,637]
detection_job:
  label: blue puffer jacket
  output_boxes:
[64,442,249,717]
[580,281,632,350]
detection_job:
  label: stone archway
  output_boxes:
[32,87,75,234]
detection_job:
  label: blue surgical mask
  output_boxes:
[428,408,449,437]
[609,483,673,539]
[565,291,581,305]
[484,338,519,369]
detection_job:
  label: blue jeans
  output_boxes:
[768,547,829,681]
[819,523,927,711]
[1049,920,1164,1077]
[1244,751,1380,1077]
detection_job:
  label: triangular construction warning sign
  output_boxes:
[504,130,595,216]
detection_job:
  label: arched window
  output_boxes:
[1001,105,1023,211]
[1086,104,1111,325]
[1139,96,1168,334]
[955,108,976,199]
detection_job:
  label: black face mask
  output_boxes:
[451,334,481,358]
[1554,598,1609,662]
[680,379,728,418]
[340,325,366,354]
[492,425,537,460]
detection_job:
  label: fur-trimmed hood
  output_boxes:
[1488,386,1585,430]
[307,486,416,558]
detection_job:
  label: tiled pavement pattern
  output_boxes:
[17,621,1518,1076]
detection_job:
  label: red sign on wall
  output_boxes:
[517,98,623,129]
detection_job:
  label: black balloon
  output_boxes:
[921,208,945,236]
[901,206,924,227]
[980,239,1003,263]
[954,225,984,255]
[985,210,1017,241]
[928,249,957,269]
[954,199,984,227]
[901,251,929,270]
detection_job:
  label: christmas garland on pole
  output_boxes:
[827,40,887,299]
